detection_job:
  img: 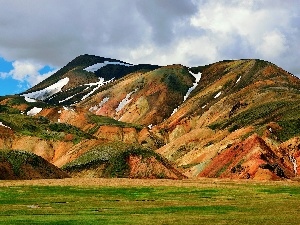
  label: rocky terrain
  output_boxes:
[1,55,300,180]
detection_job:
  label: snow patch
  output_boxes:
[84,61,133,72]
[183,70,202,102]
[24,97,36,103]
[148,124,153,129]
[98,97,109,108]
[202,104,207,109]
[0,122,11,129]
[171,108,178,116]
[236,76,241,84]
[214,91,222,98]
[22,77,69,101]
[81,78,114,101]
[62,106,75,112]
[189,70,202,83]
[171,70,202,115]
[27,107,43,116]
[116,90,137,113]
[59,93,78,103]
[89,97,110,112]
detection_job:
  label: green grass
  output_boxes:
[88,115,143,132]
[0,113,93,142]
[0,181,300,224]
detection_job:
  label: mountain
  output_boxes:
[22,54,160,106]
[1,55,300,180]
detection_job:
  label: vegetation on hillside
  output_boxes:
[87,114,143,134]
[0,112,93,143]
[0,149,69,179]
[62,143,163,177]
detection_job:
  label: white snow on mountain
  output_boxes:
[236,76,241,83]
[0,122,11,129]
[81,78,114,101]
[214,91,222,98]
[59,93,78,103]
[24,96,37,102]
[84,61,133,72]
[89,97,110,112]
[171,108,178,116]
[116,89,137,113]
[171,70,202,116]
[63,106,75,111]
[22,77,69,101]
[183,70,202,102]
[27,107,43,116]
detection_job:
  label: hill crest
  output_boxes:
[1,55,300,180]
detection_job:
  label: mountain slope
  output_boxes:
[153,59,300,179]
[22,54,160,106]
[1,55,300,180]
[0,150,69,180]
[79,64,194,125]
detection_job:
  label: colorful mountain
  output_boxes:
[1,55,300,180]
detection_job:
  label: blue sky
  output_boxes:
[0,0,299,96]
[0,57,56,96]
[0,57,28,96]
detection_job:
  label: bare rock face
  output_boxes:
[127,155,186,179]
[197,134,294,180]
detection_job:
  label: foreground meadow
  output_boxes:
[0,178,299,224]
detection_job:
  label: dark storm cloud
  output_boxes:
[0,0,149,66]
[135,0,197,45]
[0,0,198,67]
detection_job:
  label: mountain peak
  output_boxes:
[1,55,300,180]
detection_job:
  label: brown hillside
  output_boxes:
[0,150,70,180]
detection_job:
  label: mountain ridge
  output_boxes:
[1,54,300,180]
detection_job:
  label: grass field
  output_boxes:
[0,178,299,224]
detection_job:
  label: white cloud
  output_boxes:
[0,72,8,79]
[257,30,288,58]
[0,0,299,78]
[188,0,300,69]
[10,61,42,81]
[0,60,57,86]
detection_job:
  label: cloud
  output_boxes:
[0,0,299,78]
[0,60,57,86]
[257,30,288,58]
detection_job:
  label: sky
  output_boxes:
[0,0,299,96]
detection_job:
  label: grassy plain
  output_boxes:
[0,178,299,224]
